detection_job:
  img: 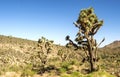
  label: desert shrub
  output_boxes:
[57,49,69,62]
[61,74,71,77]
[21,69,36,77]
[61,70,115,77]
[10,64,36,76]
[58,61,72,74]
[86,70,116,77]
[61,71,83,77]
[71,71,83,77]
[61,62,71,70]
[59,68,67,73]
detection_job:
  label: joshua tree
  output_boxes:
[32,37,53,74]
[66,7,105,72]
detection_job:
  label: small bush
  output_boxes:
[59,68,67,73]
[71,71,83,77]
[21,69,36,77]
[61,62,71,71]
[86,70,115,77]
[61,71,115,77]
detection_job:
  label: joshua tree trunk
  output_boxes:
[88,43,94,72]
[86,35,95,72]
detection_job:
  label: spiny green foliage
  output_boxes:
[74,7,104,47]
[76,7,103,35]
[66,7,104,72]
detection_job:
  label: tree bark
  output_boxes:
[86,35,95,72]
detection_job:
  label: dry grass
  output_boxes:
[0,35,119,77]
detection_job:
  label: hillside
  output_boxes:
[0,35,119,77]
[101,40,120,54]
[0,35,37,46]
[0,35,78,77]
[99,41,120,77]
[104,40,120,49]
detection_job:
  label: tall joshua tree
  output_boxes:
[66,7,105,72]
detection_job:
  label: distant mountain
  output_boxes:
[104,40,120,49]
[99,40,120,53]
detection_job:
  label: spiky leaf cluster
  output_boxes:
[76,7,103,35]
[38,37,54,54]
[74,7,104,48]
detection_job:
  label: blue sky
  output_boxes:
[0,0,120,47]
